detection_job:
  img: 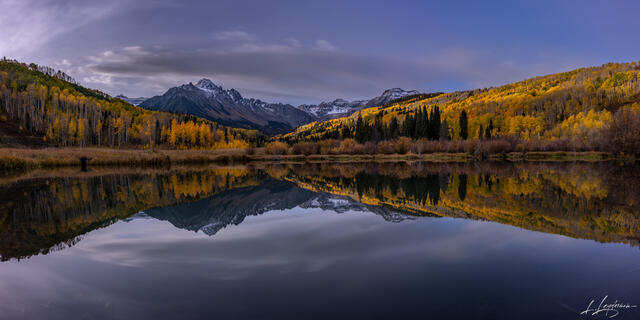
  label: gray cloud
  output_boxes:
[81,43,423,103]
[79,40,541,105]
[0,0,124,58]
[213,30,255,41]
[2,0,605,105]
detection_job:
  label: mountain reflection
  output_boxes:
[1,162,639,261]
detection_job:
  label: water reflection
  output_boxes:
[0,162,639,261]
[1,162,640,319]
[279,162,640,247]
[0,166,262,260]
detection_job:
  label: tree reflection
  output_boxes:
[1,162,639,261]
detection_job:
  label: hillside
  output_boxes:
[0,59,260,149]
[283,61,640,151]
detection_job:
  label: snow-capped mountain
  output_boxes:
[139,79,315,135]
[138,79,422,134]
[298,98,366,120]
[115,95,147,105]
[367,88,421,107]
[298,88,421,121]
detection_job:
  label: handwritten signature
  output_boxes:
[580,295,637,318]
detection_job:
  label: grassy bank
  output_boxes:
[0,147,624,171]
[0,148,249,171]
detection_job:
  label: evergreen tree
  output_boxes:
[374,112,384,141]
[478,124,484,139]
[430,106,441,140]
[440,120,450,140]
[414,108,423,139]
[486,119,494,139]
[459,110,468,140]
[341,125,351,139]
[389,117,399,139]
[355,113,364,143]
[421,106,430,138]
[154,119,161,144]
[402,113,415,138]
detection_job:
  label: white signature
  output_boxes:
[580,295,637,318]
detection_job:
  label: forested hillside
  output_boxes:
[283,61,640,154]
[0,59,261,149]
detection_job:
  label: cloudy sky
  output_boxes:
[1,0,639,105]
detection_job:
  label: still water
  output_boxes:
[0,162,639,319]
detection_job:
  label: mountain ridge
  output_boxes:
[139,79,315,135]
[115,94,146,105]
[138,78,423,134]
[298,88,421,121]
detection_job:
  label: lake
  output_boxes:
[0,162,639,319]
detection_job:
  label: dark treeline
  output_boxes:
[349,106,449,143]
[289,106,451,144]
[281,105,499,147]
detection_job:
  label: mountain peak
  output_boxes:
[138,78,315,134]
[195,78,221,91]
[382,87,414,95]
[380,88,419,100]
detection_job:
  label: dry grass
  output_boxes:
[0,147,621,172]
[0,147,249,170]
[510,151,611,161]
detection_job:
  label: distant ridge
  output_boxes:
[298,88,422,121]
[115,95,146,105]
[139,80,423,134]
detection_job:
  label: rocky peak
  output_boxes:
[379,88,420,101]
[195,78,221,91]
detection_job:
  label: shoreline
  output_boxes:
[0,147,625,171]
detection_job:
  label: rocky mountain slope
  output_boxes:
[138,79,422,134]
[297,88,421,121]
[139,79,315,135]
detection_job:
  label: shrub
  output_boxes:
[394,137,412,154]
[318,139,340,154]
[410,139,426,154]
[485,139,512,154]
[338,139,363,154]
[363,142,377,154]
[292,142,319,155]
[265,141,289,155]
[606,108,640,154]
[377,141,395,154]
[464,139,479,154]
[445,140,465,153]
[423,140,444,153]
